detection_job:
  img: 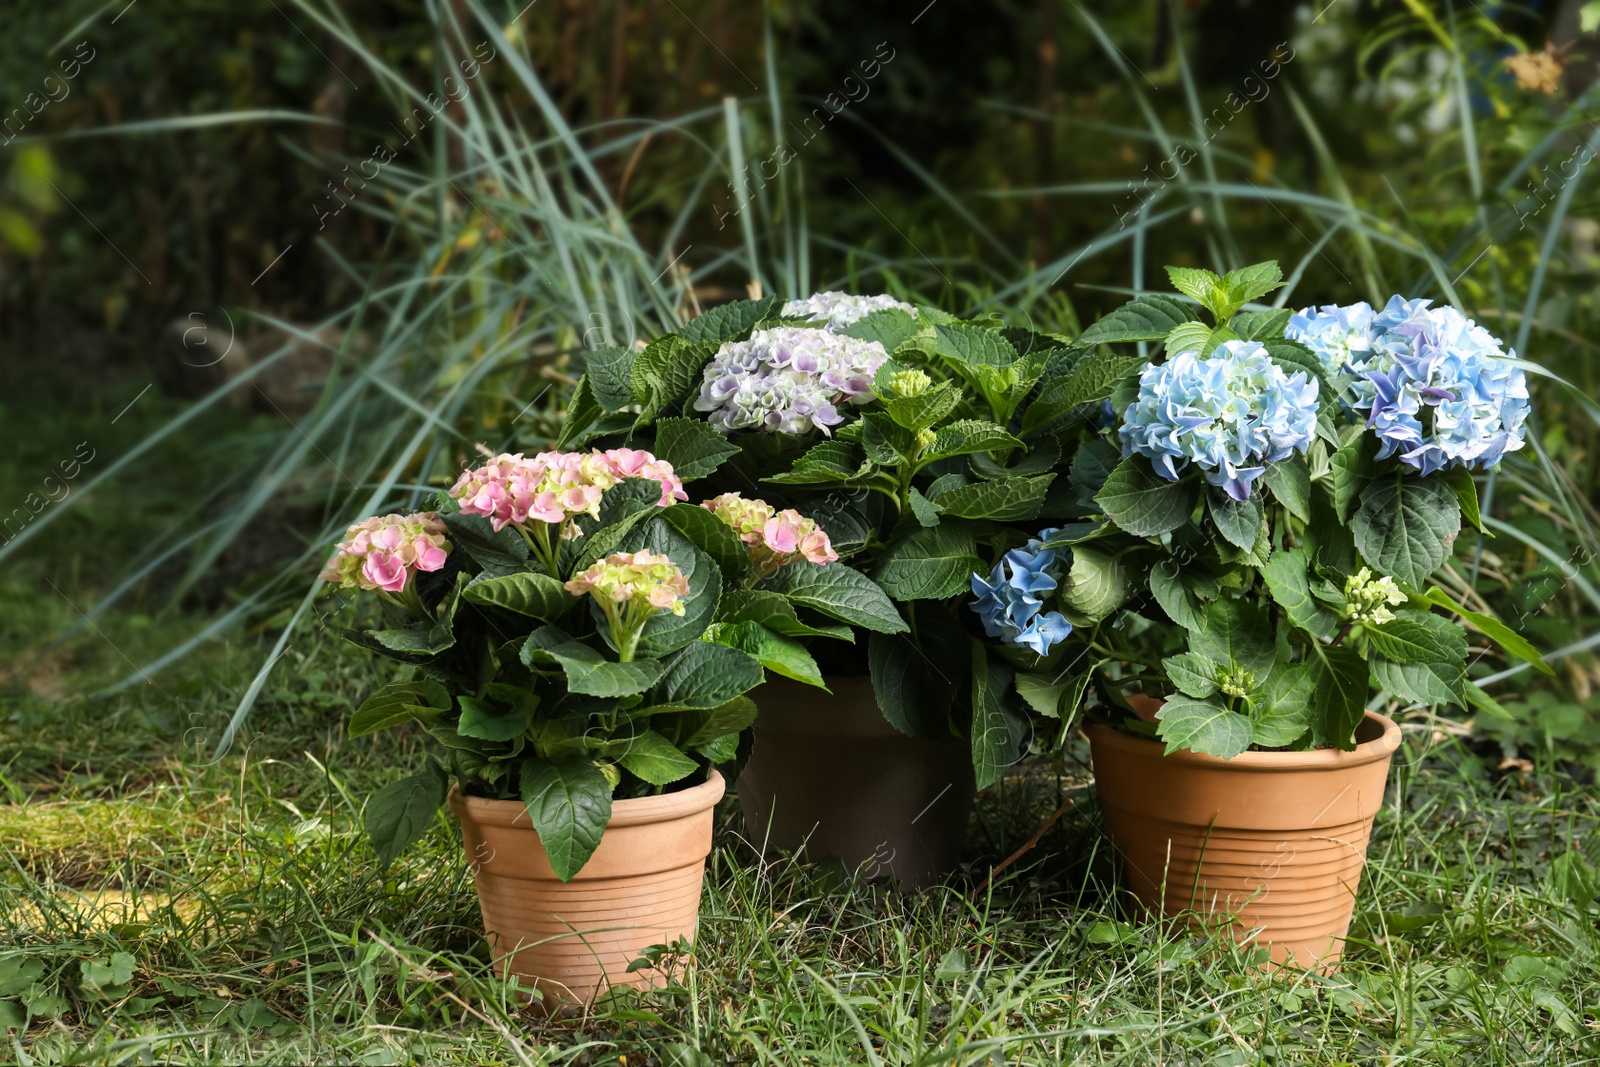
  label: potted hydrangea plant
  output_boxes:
[322,445,849,1005]
[561,291,1124,884]
[1028,261,1550,968]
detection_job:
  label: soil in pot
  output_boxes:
[448,770,724,1008]
[1087,708,1401,971]
[736,675,974,888]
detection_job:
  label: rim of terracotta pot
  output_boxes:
[1084,710,1401,772]
[448,770,725,828]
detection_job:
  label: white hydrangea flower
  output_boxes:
[781,291,917,330]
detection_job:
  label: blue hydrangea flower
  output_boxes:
[1117,340,1320,501]
[1293,297,1530,473]
[1285,300,1378,403]
[781,291,917,330]
[694,327,889,434]
[970,528,1074,656]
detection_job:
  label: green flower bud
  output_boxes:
[888,368,932,399]
[1343,566,1407,625]
[1220,667,1256,699]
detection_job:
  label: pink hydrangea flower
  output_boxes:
[450,448,686,536]
[701,493,838,582]
[564,549,693,660]
[320,512,451,594]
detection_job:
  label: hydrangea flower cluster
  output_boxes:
[449,448,687,575]
[1287,297,1530,474]
[969,528,1074,656]
[564,550,692,660]
[320,513,451,597]
[701,492,839,582]
[781,291,917,330]
[694,327,889,435]
[1118,340,1320,501]
[1343,567,1408,625]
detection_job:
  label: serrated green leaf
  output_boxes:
[1164,652,1220,698]
[1232,308,1292,342]
[1150,563,1207,630]
[868,619,968,739]
[932,474,1055,521]
[862,412,917,465]
[1252,664,1315,748]
[1264,455,1312,522]
[883,379,961,431]
[1352,476,1461,590]
[934,323,1017,367]
[1165,265,1221,309]
[971,642,1021,788]
[1076,294,1196,346]
[1329,433,1381,523]
[463,571,574,621]
[677,297,781,343]
[585,346,639,411]
[1260,547,1340,638]
[365,762,447,868]
[349,681,440,737]
[1021,353,1141,434]
[1365,610,1468,665]
[1216,260,1284,318]
[924,419,1024,463]
[1443,465,1485,533]
[1164,319,1216,358]
[653,417,742,481]
[678,695,759,745]
[1058,545,1129,623]
[615,730,699,786]
[874,522,983,601]
[457,694,536,742]
[1096,457,1198,537]
[646,640,765,711]
[1156,696,1253,758]
[658,502,748,582]
[1419,587,1551,674]
[522,629,667,698]
[1207,486,1263,552]
[908,487,942,527]
[442,512,530,573]
[520,758,613,882]
[1304,643,1369,750]
[1371,654,1464,708]
[704,621,827,688]
[718,589,855,641]
[840,307,922,351]
[1191,598,1276,677]
[768,560,907,633]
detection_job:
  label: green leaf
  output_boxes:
[1022,352,1141,433]
[81,952,137,991]
[365,761,448,868]
[1164,652,1220,698]
[1329,433,1381,523]
[1156,697,1253,759]
[1352,476,1462,590]
[1260,547,1340,639]
[768,561,908,633]
[934,323,1017,367]
[840,307,923,352]
[653,417,742,481]
[1443,466,1485,533]
[932,475,1055,521]
[883,379,961,432]
[1077,294,1195,346]
[1252,664,1315,748]
[678,296,781,343]
[908,487,942,527]
[1095,457,1198,537]
[1371,654,1464,708]
[615,730,699,786]
[1164,319,1216,358]
[1464,680,1513,720]
[349,681,440,737]
[1015,670,1090,718]
[522,629,666,698]
[1149,562,1207,630]
[632,335,713,423]
[868,620,968,740]
[970,642,1021,788]
[585,346,640,412]
[1215,260,1284,317]
[1207,486,1263,552]
[463,571,574,621]
[1264,456,1312,522]
[441,512,530,573]
[647,640,765,711]
[874,522,984,601]
[1164,265,1221,310]
[862,412,917,465]
[457,694,535,742]
[704,621,827,688]
[658,502,748,582]
[678,695,759,745]
[1191,598,1276,677]
[622,519,723,658]
[718,589,854,641]
[1547,850,1597,912]
[1419,587,1551,675]
[923,419,1024,463]
[555,375,606,448]
[1232,308,1293,342]
[519,758,613,882]
[1365,610,1468,665]
[1304,643,1369,750]
[1058,545,1129,624]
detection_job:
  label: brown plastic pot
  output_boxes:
[448,770,724,1007]
[1086,705,1401,971]
[736,675,974,887]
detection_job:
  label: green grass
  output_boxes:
[3,600,1597,1065]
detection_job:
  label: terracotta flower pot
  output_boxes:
[736,675,974,887]
[1086,707,1401,971]
[448,770,724,1007]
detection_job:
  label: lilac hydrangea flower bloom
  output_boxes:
[693,326,889,434]
[781,291,917,330]
[970,528,1074,656]
[1117,340,1320,501]
[1293,296,1530,473]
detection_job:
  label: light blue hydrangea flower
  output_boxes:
[970,528,1074,656]
[1285,300,1378,401]
[1118,340,1320,501]
[694,326,889,434]
[1292,296,1530,474]
[781,291,917,330]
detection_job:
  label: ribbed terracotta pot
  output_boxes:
[1086,708,1401,971]
[737,675,974,887]
[448,771,724,1007]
